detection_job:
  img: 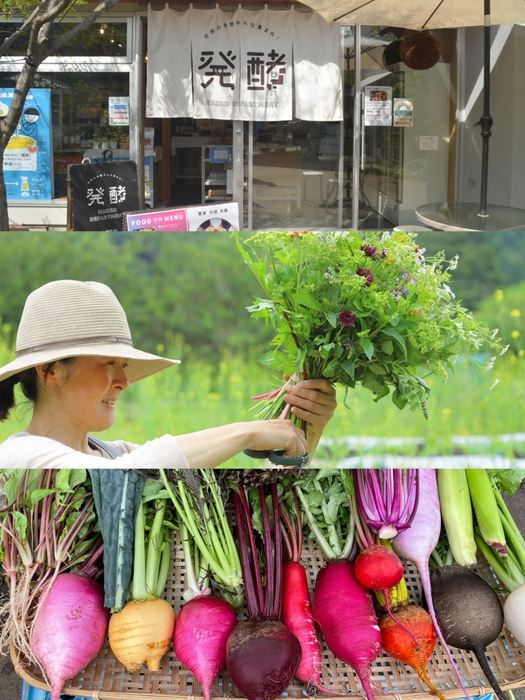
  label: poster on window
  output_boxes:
[1,88,52,200]
[364,86,392,127]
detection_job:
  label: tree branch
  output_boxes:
[0,2,49,58]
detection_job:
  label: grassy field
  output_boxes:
[1,332,524,467]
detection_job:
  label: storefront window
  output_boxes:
[0,72,129,198]
[0,21,127,57]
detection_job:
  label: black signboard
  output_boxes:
[69,161,140,231]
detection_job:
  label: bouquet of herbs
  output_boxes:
[235,230,503,419]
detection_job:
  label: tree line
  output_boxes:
[0,230,523,363]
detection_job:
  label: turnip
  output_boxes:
[0,469,104,663]
[174,525,238,700]
[31,573,109,700]
[159,469,244,699]
[108,497,175,671]
[430,565,507,700]
[226,479,301,700]
[379,603,446,700]
[392,468,472,699]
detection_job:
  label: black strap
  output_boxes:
[88,435,123,460]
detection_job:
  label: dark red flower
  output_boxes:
[356,268,375,287]
[361,244,378,257]
[338,310,357,327]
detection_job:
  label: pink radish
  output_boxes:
[392,469,471,699]
[313,559,381,700]
[280,492,338,694]
[175,595,237,700]
[31,573,109,700]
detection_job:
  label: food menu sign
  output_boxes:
[126,202,240,231]
[0,88,53,200]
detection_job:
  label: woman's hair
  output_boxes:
[0,358,75,422]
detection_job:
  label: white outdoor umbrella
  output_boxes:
[297,0,525,218]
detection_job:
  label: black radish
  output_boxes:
[430,565,506,700]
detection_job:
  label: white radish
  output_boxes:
[392,469,471,699]
[503,584,525,645]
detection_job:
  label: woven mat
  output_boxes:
[14,534,525,700]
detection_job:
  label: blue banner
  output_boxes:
[0,88,53,200]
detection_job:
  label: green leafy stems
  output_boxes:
[473,483,525,592]
[159,469,244,608]
[129,481,173,603]
[293,469,355,561]
[0,469,103,662]
[234,230,504,419]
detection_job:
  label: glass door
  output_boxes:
[244,119,346,231]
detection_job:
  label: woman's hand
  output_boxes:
[245,418,309,458]
[283,379,337,431]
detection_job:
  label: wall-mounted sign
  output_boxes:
[209,146,233,163]
[126,201,239,232]
[69,160,140,231]
[393,98,414,127]
[364,86,392,127]
[419,135,439,151]
[1,88,52,200]
[108,96,130,126]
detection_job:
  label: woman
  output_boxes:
[0,279,336,470]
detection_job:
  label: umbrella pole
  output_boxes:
[478,0,492,217]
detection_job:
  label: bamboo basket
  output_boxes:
[12,532,525,700]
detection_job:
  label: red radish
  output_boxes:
[226,482,301,700]
[379,604,446,700]
[175,595,237,700]
[350,490,418,648]
[354,544,404,592]
[392,469,471,699]
[31,573,109,700]
[313,560,381,700]
[280,493,337,694]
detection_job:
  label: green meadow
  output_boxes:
[1,333,523,469]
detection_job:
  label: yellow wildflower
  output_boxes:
[510,309,521,318]
[494,289,504,302]
[511,330,521,339]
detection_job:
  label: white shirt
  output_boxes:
[0,432,190,470]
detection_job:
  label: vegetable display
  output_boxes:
[1,465,525,700]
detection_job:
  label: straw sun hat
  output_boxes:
[0,280,179,385]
